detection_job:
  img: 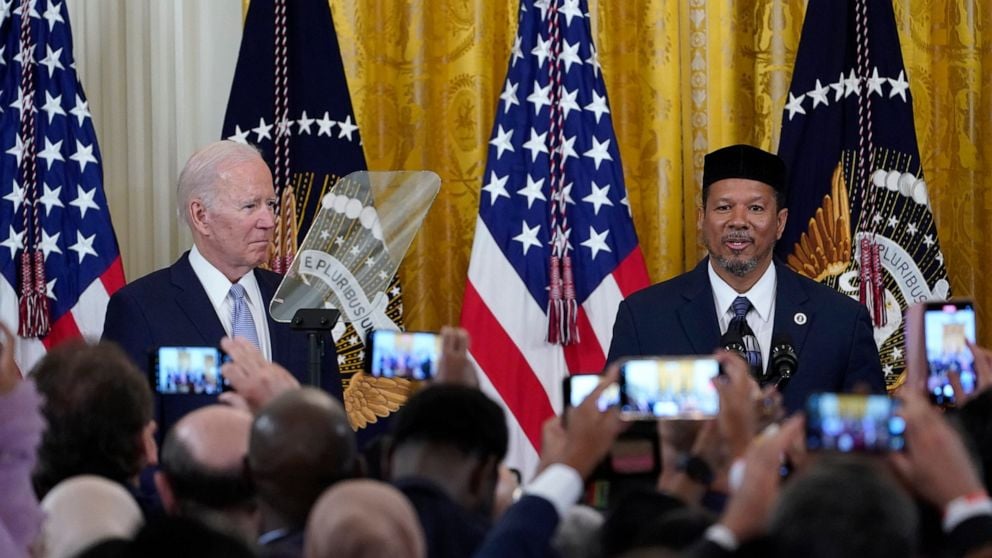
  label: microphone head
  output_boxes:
[770,334,798,378]
[720,330,746,358]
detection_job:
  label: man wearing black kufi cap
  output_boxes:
[607,144,883,414]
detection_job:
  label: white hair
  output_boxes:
[176,140,266,226]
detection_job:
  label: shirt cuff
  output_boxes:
[523,463,583,519]
[705,524,740,551]
[727,457,746,493]
[943,492,992,533]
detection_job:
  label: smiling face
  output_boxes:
[699,178,788,291]
[190,157,276,281]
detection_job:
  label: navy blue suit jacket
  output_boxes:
[102,251,342,434]
[473,495,560,558]
[607,259,884,412]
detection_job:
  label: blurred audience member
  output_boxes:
[600,490,686,557]
[38,475,144,558]
[31,342,157,508]
[389,384,507,558]
[953,342,992,490]
[770,457,918,558]
[475,368,624,558]
[304,479,425,558]
[0,322,45,558]
[890,390,992,557]
[248,387,356,557]
[550,505,604,558]
[86,515,258,558]
[156,405,257,541]
[635,507,715,556]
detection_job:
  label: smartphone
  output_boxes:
[924,300,977,407]
[150,346,228,395]
[562,374,620,411]
[617,356,721,420]
[563,374,660,489]
[805,393,906,452]
[368,329,441,380]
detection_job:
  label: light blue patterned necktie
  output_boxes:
[730,296,762,377]
[230,283,261,349]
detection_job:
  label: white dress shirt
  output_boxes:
[708,260,777,373]
[188,245,272,360]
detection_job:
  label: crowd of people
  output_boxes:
[2,320,992,558]
[3,140,992,558]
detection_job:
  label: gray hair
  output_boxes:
[176,141,266,226]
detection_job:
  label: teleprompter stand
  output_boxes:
[291,308,341,387]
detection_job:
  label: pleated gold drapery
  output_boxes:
[254,1,990,345]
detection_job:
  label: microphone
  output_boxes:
[720,329,746,361]
[770,335,798,391]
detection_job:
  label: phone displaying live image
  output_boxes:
[618,357,720,420]
[150,346,228,395]
[368,330,441,380]
[805,393,905,452]
[562,374,620,411]
[924,301,977,407]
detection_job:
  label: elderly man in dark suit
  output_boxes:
[608,144,883,413]
[102,140,340,434]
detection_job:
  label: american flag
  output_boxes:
[461,0,649,473]
[0,0,124,373]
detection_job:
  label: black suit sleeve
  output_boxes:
[842,305,885,394]
[607,298,639,367]
[102,289,154,372]
[946,514,992,557]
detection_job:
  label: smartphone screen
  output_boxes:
[368,330,441,380]
[562,374,620,411]
[924,301,977,407]
[805,393,906,452]
[151,346,227,395]
[618,357,720,420]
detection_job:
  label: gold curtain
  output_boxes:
[307,0,989,345]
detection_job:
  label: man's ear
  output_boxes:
[468,455,500,495]
[154,471,178,515]
[776,207,789,240]
[188,199,210,236]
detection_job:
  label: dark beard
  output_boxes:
[706,231,773,278]
[715,254,759,277]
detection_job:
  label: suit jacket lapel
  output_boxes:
[171,252,227,344]
[678,259,722,354]
[772,263,811,358]
[255,269,288,364]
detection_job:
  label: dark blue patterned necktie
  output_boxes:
[730,296,762,377]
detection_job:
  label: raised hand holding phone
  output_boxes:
[219,336,300,413]
[922,300,977,407]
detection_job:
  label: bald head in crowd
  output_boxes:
[248,387,357,536]
[155,405,256,538]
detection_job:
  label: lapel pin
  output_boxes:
[794,312,807,325]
